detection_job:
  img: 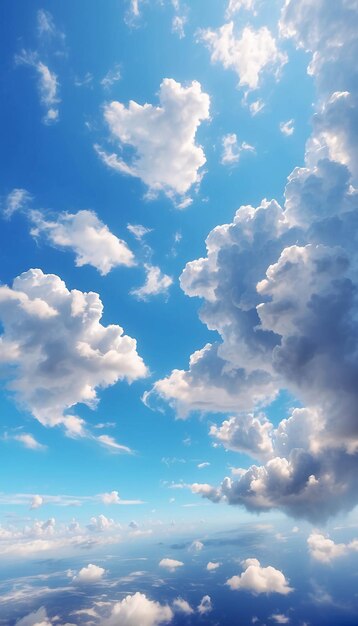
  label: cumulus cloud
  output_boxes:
[15,50,60,124]
[148,0,358,523]
[10,432,46,451]
[3,188,32,218]
[188,539,204,552]
[226,558,293,595]
[96,78,210,206]
[172,598,193,614]
[221,133,255,164]
[73,563,105,583]
[226,0,257,17]
[131,264,173,300]
[0,268,147,435]
[197,595,212,614]
[159,558,184,572]
[199,23,287,91]
[30,210,135,274]
[16,606,52,626]
[30,495,43,510]
[101,490,121,505]
[207,561,221,571]
[307,531,358,563]
[100,592,173,626]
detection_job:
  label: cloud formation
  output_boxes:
[307,531,358,563]
[97,78,210,206]
[226,558,293,595]
[73,563,105,583]
[0,269,147,435]
[15,50,60,124]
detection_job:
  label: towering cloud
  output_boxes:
[148,0,358,522]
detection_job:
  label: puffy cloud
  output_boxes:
[221,133,255,164]
[172,598,194,614]
[159,558,184,572]
[199,23,287,91]
[15,50,60,124]
[279,119,295,136]
[3,188,32,218]
[127,223,153,240]
[30,210,134,275]
[197,595,212,615]
[307,531,358,563]
[30,495,43,510]
[73,563,105,583]
[0,269,147,435]
[226,0,257,17]
[100,592,173,626]
[188,539,204,552]
[16,607,52,626]
[101,490,121,505]
[97,78,210,205]
[87,515,116,532]
[271,614,290,624]
[131,264,173,300]
[207,561,221,571]
[227,558,293,595]
[149,0,358,523]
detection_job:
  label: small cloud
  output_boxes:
[97,435,133,454]
[73,563,106,583]
[249,99,265,115]
[207,561,221,571]
[101,490,121,505]
[221,133,255,165]
[197,462,210,469]
[127,223,153,240]
[3,188,32,218]
[188,539,204,552]
[131,264,173,300]
[30,494,43,510]
[101,64,121,89]
[226,558,293,595]
[173,598,194,614]
[10,433,46,451]
[280,119,295,136]
[271,614,290,624]
[159,558,184,572]
[197,595,212,615]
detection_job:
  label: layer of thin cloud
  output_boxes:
[199,23,287,91]
[221,133,255,164]
[226,558,293,595]
[0,269,147,435]
[30,209,135,274]
[97,78,210,205]
[15,50,60,124]
[3,188,32,218]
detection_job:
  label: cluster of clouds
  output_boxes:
[148,0,358,522]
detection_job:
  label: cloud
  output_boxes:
[226,0,257,18]
[172,598,194,614]
[101,64,121,89]
[96,434,132,453]
[3,188,32,218]
[131,264,173,300]
[127,223,153,240]
[199,23,287,91]
[221,133,255,164]
[87,514,116,532]
[197,595,212,615]
[280,119,295,136]
[101,490,121,504]
[100,592,173,626]
[226,558,293,595]
[15,50,60,124]
[30,209,135,274]
[73,563,105,583]
[188,539,204,552]
[16,606,52,626]
[0,268,147,435]
[197,462,210,468]
[97,78,210,205]
[207,561,221,571]
[307,532,358,563]
[30,495,43,510]
[148,0,358,523]
[271,614,290,624]
[10,433,46,451]
[159,558,184,572]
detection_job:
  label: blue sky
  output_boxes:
[0,1,357,625]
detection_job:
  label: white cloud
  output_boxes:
[197,462,210,468]
[271,614,290,624]
[159,558,184,572]
[226,558,293,595]
[226,0,257,18]
[131,264,173,300]
[249,99,265,115]
[197,595,212,615]
[87,514,116,532]
[172,15,186,39]
[97,78,210,205]
[172,598,193,614]
[16,606,52,626]
[127,223,153,240]
[101,64,121,89]
[11,433,46,451]
[96,434,132,453]
[221,133,255,164]
[30,495,43,510]
[101,490,121,505]
[199,23,287,91]
[73,563,106,583]
[100,592,173,626]
[3,188,32,218]
[307,532,358,563]
[207,561,221,571]
[188,539,204,552]
[30,209,134,275]
[0,268,147,435]
[15,50,60,124]
[210,414,274,461]
[280,119,295,136]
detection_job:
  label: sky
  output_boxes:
[0,0,357,624]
